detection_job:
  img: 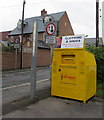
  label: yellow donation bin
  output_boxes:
[51,48,96,103]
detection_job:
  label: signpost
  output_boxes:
[30,20,38,100]
[30,14,57,101]
[14,38,20,49]
[44,16,57,84]
[14,38,20,70]
[45,21,57,44]
[45,21,57,65]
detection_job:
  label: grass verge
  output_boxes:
[96,82,104,97]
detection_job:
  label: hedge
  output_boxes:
[86,45,104,83]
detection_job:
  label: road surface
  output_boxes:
[2,68,50,88]
[2,68,51,115]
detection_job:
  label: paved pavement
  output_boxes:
[3,97,103,118]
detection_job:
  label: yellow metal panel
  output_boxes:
[51,48,96,103]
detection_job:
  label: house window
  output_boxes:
[43,33,45,41]
[65,22,67,26]
[27,41,30,47]
[10,36,14,42]
[11,36,14,39]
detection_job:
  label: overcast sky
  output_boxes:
[0,0,103,38]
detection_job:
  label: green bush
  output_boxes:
[86,45,104,83]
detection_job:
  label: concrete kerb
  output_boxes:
[2,87,51,115]
[2,66,50,74]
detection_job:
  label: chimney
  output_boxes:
[41,9,47,16]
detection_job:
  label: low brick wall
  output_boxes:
[1,48,50,71]
[2,52,15,70]
[37,49,50,67]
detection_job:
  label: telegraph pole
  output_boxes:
[96,0,99,47]
[20,0,26,69]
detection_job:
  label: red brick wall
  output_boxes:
[23,53,32,68]
[2,52,15,70]
[37,48,50,66]
[1,48,50,70]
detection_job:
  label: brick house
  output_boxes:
[8,9,74,39]
[0,31,11,46]
[2,9,74,70]
[0,31,11,41]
